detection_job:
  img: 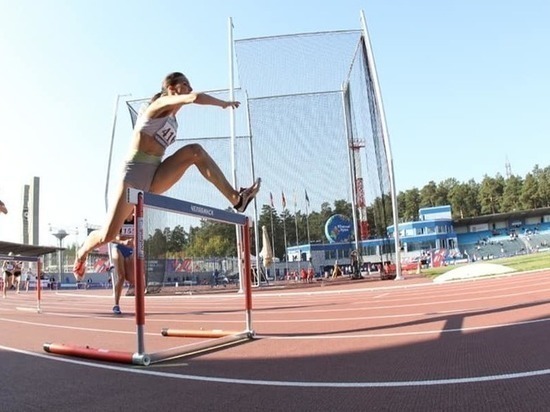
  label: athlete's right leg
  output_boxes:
[149,144,240,204]
[73,183,134,280]
[150,144,261,212]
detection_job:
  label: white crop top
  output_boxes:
[134,114,178,149]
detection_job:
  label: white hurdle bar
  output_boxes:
[0,254,43,313]
[44,188,255,366]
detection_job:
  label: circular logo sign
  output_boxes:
[324,214,353,243]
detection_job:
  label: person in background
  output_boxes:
[22,267,33,293]
[2,253,15,298]
[331,261,342,279]
[111,215,135,315]
[12,260,22,294]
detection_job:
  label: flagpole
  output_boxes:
[294,191,300,275]
[270,214,275,265]
[305,203,311,245]
[269,193,275,278]
[293,192,299,246]
[282,191,289,279]
[282,212,288,279]
[305,190,311,245]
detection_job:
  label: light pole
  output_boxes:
[104,93,131,293]
[105,93,131,212]
[50,225,78,285]
[51,229,68,285]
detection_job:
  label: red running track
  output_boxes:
[2,270,550,411]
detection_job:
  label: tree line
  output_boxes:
[139,164,550,261]
[398,165,550,221]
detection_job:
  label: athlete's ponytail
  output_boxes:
[150,91,163,103]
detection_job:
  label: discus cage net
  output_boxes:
[126,26,397,291]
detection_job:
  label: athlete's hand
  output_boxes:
[223,100,240,109]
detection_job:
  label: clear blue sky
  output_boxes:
[1,0,548,246]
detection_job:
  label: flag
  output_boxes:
[305,189,310,207]
[269,192,274,208]
[282,191,286,209]
[293,191,297,210]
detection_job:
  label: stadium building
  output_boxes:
[283,205,550,277]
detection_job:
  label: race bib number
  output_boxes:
[120,224,134,237]
[155,122,177,147]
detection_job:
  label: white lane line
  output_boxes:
[373,293,389,299]
[1,343,549,388]
[2,312,548,340]
[0,317,157,336]
[19,285,550,317]
[18,270,550,305]
[256,316,550,339]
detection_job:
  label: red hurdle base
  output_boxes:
[43,343,151,366]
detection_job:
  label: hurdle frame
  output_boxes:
[0,254,43,313]
[44,189,255,366]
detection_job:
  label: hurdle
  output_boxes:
[44,188,255,366]
[0,254,44,313]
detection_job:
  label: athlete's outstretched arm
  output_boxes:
[194,93,240,109]
[148,93,239,116]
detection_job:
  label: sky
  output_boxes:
[0,0,549,247]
